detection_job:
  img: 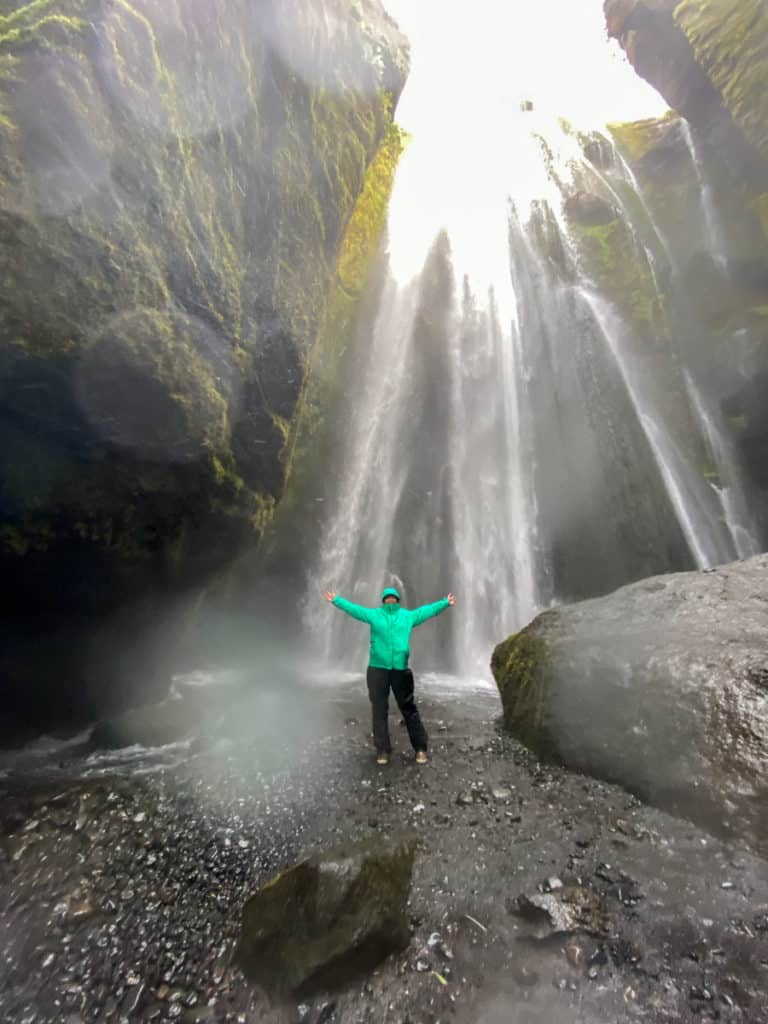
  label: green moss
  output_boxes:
[277,121,407,508]
[608,114,674,163]
[676,0,768,161]
[490,631,551,753]
[754,193,768,241]
[568,216,667,339]
[606,110,679,160]
[337,123,407,294]
[0,14,85,47]
[250,493,276,535]
[271,414,291,449]
[211,455,244,494]
[0,521,55,555]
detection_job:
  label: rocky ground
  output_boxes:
[1,673,767,1024]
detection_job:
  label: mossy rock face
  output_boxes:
[674,0,768,162]
[606,107,768,385]
[490,626,556,756]
[0,0,409,725]
[604,0,725,127]
[722,367,768,487]
[492,555,768,858]
[75,307,234,463]
[236,834,417,998]
[262,121,406,577]
[604,0,768,177]
[565,209,667,342]
[563,191,617,227]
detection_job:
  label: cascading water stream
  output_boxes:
[681,121,729,272]
[575,288,732,570]
[612,148,676,272]
[684,372,761,559]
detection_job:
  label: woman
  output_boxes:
[324,586,456,765]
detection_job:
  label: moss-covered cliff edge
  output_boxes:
[0,0,408,728]
[593,1,768,519]
[604,0,768,164]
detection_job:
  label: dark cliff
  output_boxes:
[0,0,408,730]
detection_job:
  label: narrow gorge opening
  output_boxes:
[2,3,768,1021]
[295,0,765,679]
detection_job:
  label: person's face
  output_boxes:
[383,596,398,605]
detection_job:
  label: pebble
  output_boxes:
[0,693,763,1024]
[565,943,583,967]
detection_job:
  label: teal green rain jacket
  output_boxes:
[333,587,450,670]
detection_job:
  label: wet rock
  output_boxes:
[492,554,768,856]
[512,885,607,939]
[490,787,512,802]
[564,190,617,227]
[235,834,417,998]
[315,1001,337,1024]
[565,942,584,967]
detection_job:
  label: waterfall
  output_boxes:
[576,289,732,570]
[303,111,759,677]
[684,373,761,559]
[681,122,729,272]
[305,224,540,675]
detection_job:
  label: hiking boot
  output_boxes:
[376,752,390,766]
[415,750,428,765]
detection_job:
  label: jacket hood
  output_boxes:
[381,587,401,602]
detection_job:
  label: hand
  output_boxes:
[324,591,337,602]
[447,592,456,606]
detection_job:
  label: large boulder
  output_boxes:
[236,835,416,998]
[0,0,408,729]
[491,554,768,855]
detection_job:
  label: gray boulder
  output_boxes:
[236,835,416,998]
[491,555,768,855]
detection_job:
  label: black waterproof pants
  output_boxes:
[366,666,428,755]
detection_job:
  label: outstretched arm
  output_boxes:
[324,591,377,624]
[411,592,456,626]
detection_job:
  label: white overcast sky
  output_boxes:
[382,0,667,130]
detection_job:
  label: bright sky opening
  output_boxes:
[383,0,667,131]
[379,0,668,289]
